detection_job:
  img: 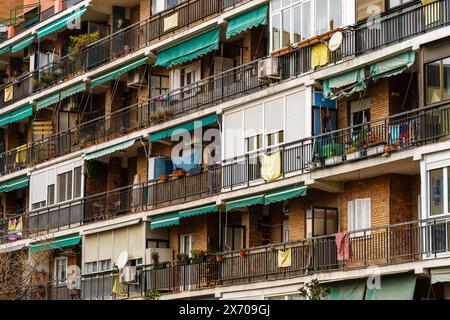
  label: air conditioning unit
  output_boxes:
[258,57,280,80]
[127,67,147,89]
[121,266,137,282]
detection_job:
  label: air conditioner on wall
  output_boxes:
[258,57,280,80]
[127,67,148,89]
[122,266,137,282]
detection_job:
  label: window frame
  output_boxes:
[425,57,450,105]
[428,167,449,217]
[306,206,339,238]
[54,256,68,286]
[347,198,371,237]
[57,171,73,203]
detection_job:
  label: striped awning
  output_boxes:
[0,104,33,127]
[0,176,29,193]
[85,138,136,161]
[11,36,34,53]
[37,7,87,38]
[36,82,86,110]
[264,185,307,205]
[179,204,218,219]
[150,114,218,142]
[61,82,86,100]
[30,234,81,252]
[226,194,265,211]
[226,4,268,39]
[0,46,10,55]
[90,56,148,88]
[150,212,180,229]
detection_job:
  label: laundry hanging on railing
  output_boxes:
[4,85,13,102]
[311,42,329,70]
[277,248,292,268]
[261,151,281,182]
[335,232,352,261]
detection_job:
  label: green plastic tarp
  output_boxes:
[150,114,218,142]
[264,185,307,205]
[90,56,148,88]
[179,204,218,219]
[11,36,34,53]
[323,68,366,100]
[37,7,87,39]
[365,274,417,300]
[370,51,415,80]
[226,4,268,39]
[0,176,29,193]
[0,104,33,127]
[150,212,180,229]
[30,234,81,252]
[154,27,220,68]
[85,139,136,161]
[326,279,366,300]
[226,194,264,211]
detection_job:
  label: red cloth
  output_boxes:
[335,232,352,261]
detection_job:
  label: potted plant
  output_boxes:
[175,252,190,265]
[173,168,186,178]
[215,254,223,263]
[322,143,344,166]
[144,289,161,300]
[239,249,246,257]
[190,249,207,263]
[151,250,160,266]
[366,136,386,156]
[158,173,169,183]
[162,109,173,121]
[345,145,361,161]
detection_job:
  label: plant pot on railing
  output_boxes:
[175,253,190,265]
[190,249,207,263]
[172,169,186,178]
[345,146,362,161]
[239,249,246,257]
[158,173,169,183]
[366,143,386,156]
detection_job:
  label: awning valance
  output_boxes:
[323,68,366,100]
[264,185,307,205]
[150,212,180,229]
[365,274,416,300]
[431,268,450,284]
[90,56,148,88]
[0,176,29,193]
[155,27,220,68]
[226,194,265,211]
[36,82,86,110]
[150,114,218,142]
[61,82,86,100]
[370,51,415,80]
[0,46,10,55]
[85,138,136,161]
[37,7,87,39]
[326,279,366,300]
[179,204,218,219]
[0,104,33,127]
[11,36,34,53]
[226,4,268,39]
[30,234,81,253]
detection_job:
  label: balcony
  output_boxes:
[80,216,450,299]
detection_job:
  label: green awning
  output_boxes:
[150,212,180,229]
[0,176,29,193]
[365,274,417,300]
[30,234,81,253]
[0,46,10,55]
[90,56,148,88]
[60,82,86,100]
[431,268,450,284]
[36,92,61,110]
[264,185,307,205]
[323,68,366,100]
[179,204,218,219]
[370,51,415,80]
[226,194,264,211]
[37,7,87,39]
[85,139,136,161]
[155,27,220,68]
[226,4,268,39]
[326,279,366,300]
[0,104,33,127]
[150,114,218,142]
[11,36,34,53]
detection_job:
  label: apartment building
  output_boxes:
[1,0,450,301]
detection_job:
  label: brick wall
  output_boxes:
[168,214,209,253]
[85,161,108,197]
[136,146,148,181]
[140,0,150,20]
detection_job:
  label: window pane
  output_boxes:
[426,61,441,104]
[67,171,72,201]
[313,208,325,236]
[330,0,342,30]
[58,174,66,202]
[74,167,82,198]
[293,6,302,43]
[326,209,338,234]
[282,10,291,48]
[315,0,328,35]
[301,1,310,40]
[272,13,281,51]
[47,184,55,206]
[430,168,444,216]
[443,58,450,101]
[272,0,281,11]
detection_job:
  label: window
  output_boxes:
[282,218,289,242]
[430,168,444,216]
[57,171,72,203]
[47,184,55,206]
[347,199,371,236]
[180,234,194,257]
[32,201,46,210]
[388,0,413,9]
[306,207,338,238]
[245,134,263,153]
[55,257,68,285]
[426,57,450,104]
[84,260,111,274]
[84,262,98,274]
[74,166,82,199]
[98,259,111,272]
[223,226,245,251]
[147,239,170,248]
[266,130,284,147]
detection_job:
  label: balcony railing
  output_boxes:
[0,210,27,244]
[80,216,450,299]
[24,279,81,300]
[0,0,246,109]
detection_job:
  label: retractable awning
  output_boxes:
[226,4,268,39]
[90,56,148,88]
[226,194,265,211]
[369,51,415,80]
[30,234,81,253]
[365,274,416,300]
[155,27,220,68]
[84,138,136,161]
[150,114,218,142]
[11,36,34,53]
[431,268,450,284]
[0,176,29,193]
[327,279,366,300]
[264,185,307,205]
[37,7,87,39]
[60,82,87,100]
[179,204,218,219]
[0,243,25,253]
[0,46,10,55]
[150,212,180,229]
[323,68,366,100]
[0,104,33,127]
[36,83,87,110]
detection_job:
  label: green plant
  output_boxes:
[190,249,206,258]
[144,289,161,300]
[297,279,330,300]
[345,145,358,154]
[176,252,189,261]
[67,32,99,55]
[151,250,159,265]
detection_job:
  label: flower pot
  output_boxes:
[191,256,206,264]
[325,155,343,166]
[346,151,361,161]
[239,250,245,257]
[175,259,189,266]
[367,145,385,156]
[215,255,223,263]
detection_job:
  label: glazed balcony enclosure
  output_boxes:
[80,216,450,299]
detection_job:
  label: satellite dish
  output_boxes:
[117,251,128,269]
[66,265,81,290]
[329,32,343,52]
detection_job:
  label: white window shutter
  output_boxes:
[169,69,181,90]
[347,201,355,232]
[354,199,364,231]
[194,60,202,82]
[363,198,371,230]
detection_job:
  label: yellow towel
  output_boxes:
[311,42,329,70]
[163,12,178,32]
[112,274,127,296]
[261,151,281,182]
[277,248,292,268]
[421,0,437,4]
[423,0,440,25]
[15,145,27,164]
[4,85,13,102]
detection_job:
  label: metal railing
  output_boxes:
[80,216,450,299]
[0,210,27,244]
[24,279,81,300]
